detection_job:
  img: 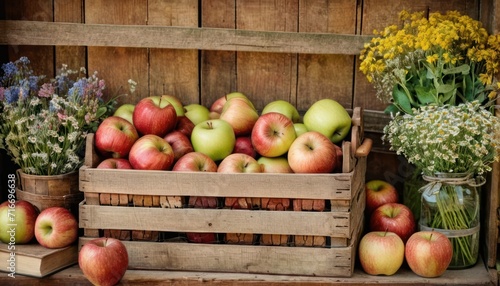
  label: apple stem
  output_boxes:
[207,121,213,129]
[384,227,389,236]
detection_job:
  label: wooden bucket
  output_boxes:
[16,169,83,218]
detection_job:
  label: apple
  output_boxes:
[251,112,296,157]
[365,180,399,215]
[113,103,135,125]
[97,158,133,169]
[220,97,259,136]
[287,131,337,173]
[34,207,78,249]
[293,123,308,137]
[217,153,262,173]
[369,202,416,243]
[133,95,178,137]
[184,103,211,126]
[333,144,343,173]
[95,116,139,158]
[191,119,235,162]
[128,134,175,170]
[261,99,301,123]
[303,98,351,143]
[162,94,185,116]
[79,237,129,286]
[405,231,453,278]
[0,200,39,244]
[175,115,195,137]
[257,156,293,173]
[233,136,257,158]
[358,231,405,275]
[173,152,218,172]
[210,91,255,114]
[163,131,194,162]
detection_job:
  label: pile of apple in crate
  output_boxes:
[79,92,372,279]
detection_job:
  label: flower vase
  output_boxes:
[419,172,482,269]
[15,169,83,219]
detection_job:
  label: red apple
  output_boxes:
[365,180,399,215]
[405,231,453,278]
[163,131,194,162]
[217,153,262,173]
[358,231,405,275]
[369,203,416,243]
[257,156,293,173]
[133,95,178,137]
[233,136,257,158]
[172,152,218,172]
[220,97,259,136]
[79,237,129,286]
[97,158,133,169]
[287,131,337,173]
[0,200,39,244]
[210,92,255,114]
[95,116,139,158]
[128,134,175,170]
[251,112,296,157]
[175,115,195,137]
[34,207,78,249]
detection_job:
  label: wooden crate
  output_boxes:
[78,107,368,277]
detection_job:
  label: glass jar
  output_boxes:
[419,172,483,269]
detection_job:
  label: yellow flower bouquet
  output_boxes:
[360,10,500,114]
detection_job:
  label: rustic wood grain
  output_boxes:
[148,0,199,105]
[200,0,237,108]
[3,0,53,77]
[296,0,357,111]
[85,0,149,104]
[54,0,86,72]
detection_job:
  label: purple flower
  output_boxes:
[38,83,54,98]
[4,87,19,104]
[1,62,17,80]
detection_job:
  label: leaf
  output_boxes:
[392,85,413,114]
[436,84,455,94]
[95,106,107,118]
[442,64,470,75]
[414,86,436,104]
[384,104,399,115]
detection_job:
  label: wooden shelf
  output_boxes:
[0,259,495,286]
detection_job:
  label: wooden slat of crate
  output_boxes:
[79,203,354,238]
[78,234,359,277]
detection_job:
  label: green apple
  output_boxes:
[191,119,235,162]
[162,95,185,117]
[261,100,301,123]
[293,123,308,137]
[210,91,256,114]
[257,156,293,173]
[184,104,211,125]
[303,99,351,143]
[113,103,135,125]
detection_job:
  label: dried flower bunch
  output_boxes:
[360,10,500,114]
[383,101,500,176]
[0,57,117,175]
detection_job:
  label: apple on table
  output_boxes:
[358,231,405,276]
[0,200,39,244]
[405,230,453,278]
[79,237,128,286]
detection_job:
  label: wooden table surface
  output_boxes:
[0,259,496,286]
